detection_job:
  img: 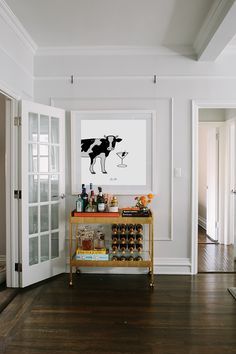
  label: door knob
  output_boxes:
[60,193,66,199]
[231,189,236,194]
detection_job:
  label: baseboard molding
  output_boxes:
[198,216,206,230]
[154,257,192,274]
[66,257,192,275]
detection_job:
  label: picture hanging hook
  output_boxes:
[153,75,157,84]
[71,75,74,84]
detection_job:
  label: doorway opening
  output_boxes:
[192,103,236,274]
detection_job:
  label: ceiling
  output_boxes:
[4,0,236,60]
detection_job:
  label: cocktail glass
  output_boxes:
[116,151,128,167]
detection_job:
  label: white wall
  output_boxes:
[199,109,225,122]
[32,49,236,274]
[0,93,5,256]
[0,2,34,99]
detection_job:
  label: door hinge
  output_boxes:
[14,116,21,126]
[215,221,219,229]
[216,132,219,140]
[14,190,22,199]
[15,263,22,272]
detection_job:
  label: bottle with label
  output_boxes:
[109,196,119,212]
[97,187,105,212]
[81,184,88,212]
[76,194,83,212]
[85,198,96,212]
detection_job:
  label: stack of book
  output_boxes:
[75,248,109,261]
[121,208,151,217]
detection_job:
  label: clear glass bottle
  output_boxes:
[76,194,83,212]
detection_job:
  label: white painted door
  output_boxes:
[20,100,65,287]
[229,119,236,255]
[206,127,219,241]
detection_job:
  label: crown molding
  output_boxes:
[0,0,37,54]
[194,0,235,60]
[35,45,195,57]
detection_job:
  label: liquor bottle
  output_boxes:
[120,224,127,233]
[136,243,143,253]
[112,243,118,253]
[135,255,143,261]
[76,194,83,212]
[111,255,119,261]
[128,224,135,232]
[128,243,135,253]
[81,184,88,211]
[97,187,106,212]
[128,255,134,261]
[120,243,127,254]
[85,198,96,212]
[89,183,97,211]
[128,235,135,243]
[120,255,126,261]
[136,224,143,233]
[112,233,118,243]
[120,233,126,244]
[136,233,143,243]
[111,224,119,234]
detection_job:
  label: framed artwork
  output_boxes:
[71,110,156,195]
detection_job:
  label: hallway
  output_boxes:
[198,226,236,272]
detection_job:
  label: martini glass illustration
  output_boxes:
[116,151,128,167]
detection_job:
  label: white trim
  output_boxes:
[194,0,235,60]
[0,45,33,80]
[65,257,192,275]
[0,0,37,54]
[154,257,192,275]
[191,99,236,275]
[198,216,206,230]
[36,45,195,57]
[0,79,19,100]
[6,97,19,287]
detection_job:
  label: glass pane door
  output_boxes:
[21,100,65,287]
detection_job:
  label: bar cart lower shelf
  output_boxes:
[69,213,154,288]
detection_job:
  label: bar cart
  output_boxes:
[69,212,154,287]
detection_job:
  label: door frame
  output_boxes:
[0,88,19,287]
[191,100,236,274]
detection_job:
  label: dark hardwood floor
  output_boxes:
[0,273,236,354]
[198,226,236,273]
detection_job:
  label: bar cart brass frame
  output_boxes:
[69,213,154,287]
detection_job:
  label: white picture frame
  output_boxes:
[70,110,156,195]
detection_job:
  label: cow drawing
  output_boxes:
[81,135,122,174]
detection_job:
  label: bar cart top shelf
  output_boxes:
[70,211,153,225]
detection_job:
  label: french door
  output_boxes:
[20,100,65,287]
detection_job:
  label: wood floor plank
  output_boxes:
[0,274,235,354]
